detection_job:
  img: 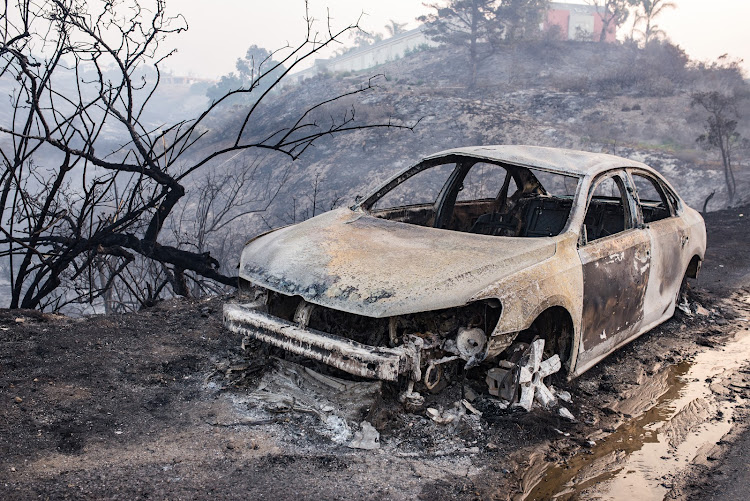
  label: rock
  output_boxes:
[461,399,482,416]
[426,407,456,425]
[696,305,710,316]
[348,421,380,450]
[558,406,576,421]
[677,300,692,316]
[14,396,22,403]
[556,390,573,403]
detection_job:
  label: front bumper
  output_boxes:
[223,302,410,381]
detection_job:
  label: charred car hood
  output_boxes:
[239,208,556,318]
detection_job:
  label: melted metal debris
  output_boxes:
[486,339,572,416]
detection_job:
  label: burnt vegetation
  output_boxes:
[1,0,748,313]
[0,0,414,312]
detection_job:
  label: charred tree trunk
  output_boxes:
[702,191,716,214]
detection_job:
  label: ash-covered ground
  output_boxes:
[2,205,750,500]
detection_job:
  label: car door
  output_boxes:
[629,169,689,327]
[576,171,651,369]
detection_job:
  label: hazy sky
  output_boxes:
[162,0,749,79]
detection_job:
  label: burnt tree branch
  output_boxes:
[0,0,417,310]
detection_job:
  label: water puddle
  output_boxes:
[524,329,750,501]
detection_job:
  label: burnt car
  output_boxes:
[224,146,706,391]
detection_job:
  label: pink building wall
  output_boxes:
[544,6,617,43]
[592,13,617,42]
[545,9,570,38]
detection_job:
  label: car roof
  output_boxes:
[423,145,653,177]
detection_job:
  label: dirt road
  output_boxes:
[2,206,750,500]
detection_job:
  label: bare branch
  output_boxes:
[0,0,415,311]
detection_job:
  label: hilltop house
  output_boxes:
[544,2,617,42]
[289,4,616,83]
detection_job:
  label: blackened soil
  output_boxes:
[700,206,750,293]
[1,206,749,500]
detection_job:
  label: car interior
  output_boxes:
[367,158,579,238]
[365,159,677,241]
[631,172,674,224]
[579,171,678,243]
[582,196,628,241]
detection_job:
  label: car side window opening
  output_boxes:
[439,162,578,237]
[503,168,579,238]
[456,162,517,202]
[631,172,673,223]
[369,159,579,238]
[582,174,632,244]
[441,162,519,234]
[532,170,579,198]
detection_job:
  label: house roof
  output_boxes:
[423,145,653,177]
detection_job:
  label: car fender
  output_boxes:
[470,234,583,361]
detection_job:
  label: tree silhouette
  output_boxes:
[0,0,415,310]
